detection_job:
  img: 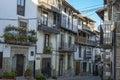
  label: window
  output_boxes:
[68,55,71,69]
[45,34,49,47]
[19,20,27,36]
[30,51,34,56]
[68,17,70,28]
[60,33,64,47]
[53,13,57,25]
[68,36,72,47]
[17,0,25,16]
[79,46,81,57]
[64,7,66,13]
[42,12,48,25]
[0,52,3,69]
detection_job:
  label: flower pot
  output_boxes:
[25,75,31,79]
[36,78,45,80]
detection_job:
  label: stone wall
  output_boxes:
[2,57,11,72]
[64,68,75,77]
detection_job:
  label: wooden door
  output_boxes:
[42,58,51,77]
[75,62,80,75]
[16,54,24,76]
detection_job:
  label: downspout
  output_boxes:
[114,23,116,80]
[111,3,116,80]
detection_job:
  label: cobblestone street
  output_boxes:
[57,76,101,80]
[11,75,101,80]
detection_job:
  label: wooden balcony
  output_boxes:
[38,1,60,13]
[76,36,86,44]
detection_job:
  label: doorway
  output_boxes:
[16,54,24,76]
[83,62,87,72]
[75,61,80,75]
[59,55,64,76]
[42,58,51,77]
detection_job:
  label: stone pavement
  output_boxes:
[49,76,101,80]
[2,75,100,80]
[57,76,101,80]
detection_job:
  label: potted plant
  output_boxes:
[35,73,46,80]
[2,72,9,79]
[2,71,16,80]
[28,30,36,36]
[8,71,16,79]
[44,46,52,54]
[52,75,57,80]
[28,36,37,44]
[3,33,15,43]
[44,46,52,51]
[24,68,32,79]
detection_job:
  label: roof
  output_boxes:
[62,0,80,14]
[83,16,96,23]
[73,13,85,20]
[96,8,107,20]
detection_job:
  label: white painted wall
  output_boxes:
[3,44,11,57]
[74,45,84,60]
[36,31,44,53]
[0,0,37,59]
[0,0,37,36]
[28,46,36,61]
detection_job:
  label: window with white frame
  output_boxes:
[17,0,25,16]
[42,12,48,25]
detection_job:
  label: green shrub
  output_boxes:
[24,68,32,76]
[44,46,52,51]
[35,73,46,80]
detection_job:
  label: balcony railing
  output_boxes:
[38,21,60,34]
[61,14,78,33]
[83,25,91,31]
[86,40,97,46]
[100,22,113,48]
[3,25,37,45]
[58,42,75,52]
[76,36,86,43]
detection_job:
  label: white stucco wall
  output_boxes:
[28,46,36,61]
[0,0,37,37]
[3,44,11,57]
[36,31,44,53]
[74,45,84,60]
[0,0,38,59]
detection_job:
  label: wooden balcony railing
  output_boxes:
[76,36,86,43]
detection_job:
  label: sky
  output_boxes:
[67,0,104,29]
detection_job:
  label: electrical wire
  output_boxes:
[0,18,38,21]
[80,7,103,13]
[79,4,103,10]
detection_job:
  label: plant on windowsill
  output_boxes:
[35,73,46,80]
[24,68,32,79]
[44,46,52,51]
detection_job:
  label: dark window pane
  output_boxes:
[0,52,3,69]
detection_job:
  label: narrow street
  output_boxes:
[57,76,101,80]
[13,75,101,80]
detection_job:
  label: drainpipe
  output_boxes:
[114,24,116,80]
